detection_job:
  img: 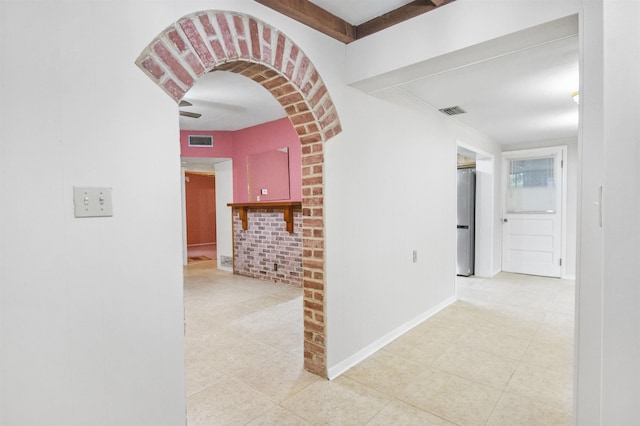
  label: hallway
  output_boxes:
[184,263,574,425]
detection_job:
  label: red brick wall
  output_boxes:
[232,208,302,287]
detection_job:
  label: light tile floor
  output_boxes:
[185,262,575,425]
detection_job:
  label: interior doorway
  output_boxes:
[185,171,217,263]
[456,153,476,277]
[456,143,496,279]
[181,158,232,267]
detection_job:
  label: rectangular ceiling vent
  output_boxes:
[188,135,213,147]
[439,106,467,116]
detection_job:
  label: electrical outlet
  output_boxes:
[413,250,418,263]
[273,263,278,271]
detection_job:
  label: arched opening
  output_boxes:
[136,10,342,376]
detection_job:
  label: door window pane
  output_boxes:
[506,156,556,213]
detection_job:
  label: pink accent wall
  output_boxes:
[248,148,290,201]
[234,118,301,202]
[180,117,302,203]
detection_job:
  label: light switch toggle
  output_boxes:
[74,187,113,218]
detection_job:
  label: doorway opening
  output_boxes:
[184,171,217,263]
[456,149,476,277]
[456,143,496,279]
[137,10,342,376]
[180,157,232,268]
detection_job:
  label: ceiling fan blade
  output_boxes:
[179,100,193,107]
[180,110,201,118]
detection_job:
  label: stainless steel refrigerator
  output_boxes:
[457,168,475,276]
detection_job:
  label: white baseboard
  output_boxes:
[326,295,456,380]
[562,274,576,280]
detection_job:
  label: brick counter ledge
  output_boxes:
[228,202,303,287]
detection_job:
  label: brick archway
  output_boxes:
[136,10,340,377]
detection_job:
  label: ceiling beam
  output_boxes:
[356,0,453,40]
[255,0,456,44]
[255,0,356,43]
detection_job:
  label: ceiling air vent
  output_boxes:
[439,106,466,116]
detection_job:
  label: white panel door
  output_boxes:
[501,147,566,277]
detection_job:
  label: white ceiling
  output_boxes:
[179,71,286,131]
[180,1,579,146]
[308,0,416,25]
[396,36,579,145]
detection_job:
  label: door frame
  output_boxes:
[500,145,568,277]
[457,142,496,278]
[181,158,231,266]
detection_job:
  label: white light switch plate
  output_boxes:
[73,187,113,218]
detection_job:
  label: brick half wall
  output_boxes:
[232,208,303,287]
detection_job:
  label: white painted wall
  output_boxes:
[473,156,495,277]
[0,3,189,424]
[324,86,502,375]
[324,95,457,374]
[214,161,234,272]
[574,3,604,421]
[576,1,640,424]
[599,3,640,421]
[371,91,503,280]
[0,0,4,408]
[503,138,578,279]
[600,4,640,420]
